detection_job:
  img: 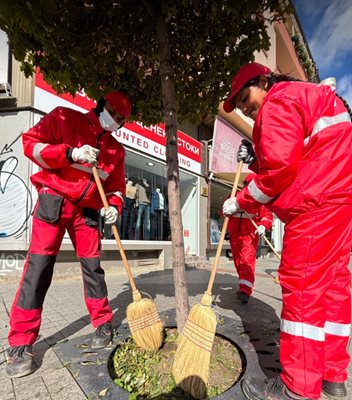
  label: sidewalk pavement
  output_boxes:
[0,256,351,400]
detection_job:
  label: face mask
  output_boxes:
[99,108,121,132]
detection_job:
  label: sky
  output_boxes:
[293,0,352,107]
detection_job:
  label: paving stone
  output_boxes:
[0,258,350,400]
[0,377,16,400]
[13,376,51,400]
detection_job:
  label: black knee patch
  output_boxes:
[17,253,56,309]
[80,257,108,299]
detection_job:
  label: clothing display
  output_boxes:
[121,181,137,239]
[150,188,167,240]
[125,180,137,200]
[135,179,151,240]
[118,182,169,241]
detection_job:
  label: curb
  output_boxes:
[54,309,266,399]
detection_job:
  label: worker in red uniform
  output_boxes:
[227,173,273,303]
[6,91,132,379]
[222,62,352,400]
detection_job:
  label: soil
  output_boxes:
[111,328,243,399]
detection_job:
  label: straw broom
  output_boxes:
[243,210,281,284]
[92,166,163,350]
[172,161,243,399]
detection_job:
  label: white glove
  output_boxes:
[72,145,100,165]
[222,197,239,216]
[255,224,266,237]
[237,139,256,164]
[100,206,118,225]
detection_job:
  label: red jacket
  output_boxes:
[23,107,125,212]
[236,81,352,222]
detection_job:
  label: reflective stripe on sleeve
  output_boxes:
[281,319,325,341]
[33,143,52,169]
[106,191,124,201]
[248,180,274,204]
[234,212,256,219]
[304,112,351,146]
[325,321,351,337]
[239,279,253,288]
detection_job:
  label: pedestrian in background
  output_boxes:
[6,91,132,378]
[227,173,273,303]
[222,62,352,400]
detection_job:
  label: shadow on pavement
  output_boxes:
[123,267,282,378]
[33,267,281,380]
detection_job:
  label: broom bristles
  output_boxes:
[172,294,217,399]
[127,295,164,350]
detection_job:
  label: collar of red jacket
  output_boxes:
[86,109,104,134]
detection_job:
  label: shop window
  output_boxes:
[103,150,199,252]
[209,182,229,244]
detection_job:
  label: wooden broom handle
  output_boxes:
[243,211,281,260]
[92,166,137,292]
[206,161,243,295]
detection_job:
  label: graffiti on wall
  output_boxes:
[0,133,32,239]
[0,252,25,276]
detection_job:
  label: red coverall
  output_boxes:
[228,205,273,296]
[8,106,125,346]
[236,82,352,398]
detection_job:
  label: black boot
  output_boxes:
[6,345,36,378]
[91,322,113,349]
[242,376,313,400]
[322,380,347,398]
[237,291,250,303]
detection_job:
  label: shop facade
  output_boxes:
[0,69,208,277]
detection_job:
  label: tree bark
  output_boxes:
[143,1,189,331]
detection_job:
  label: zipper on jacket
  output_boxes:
[74,176,94,204]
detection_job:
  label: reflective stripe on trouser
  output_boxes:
[229,231,259,296]
[8,194,112,346]
[279,204,352,399]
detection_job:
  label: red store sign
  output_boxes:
[34,71,202,174]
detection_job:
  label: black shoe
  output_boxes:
[237,291,250,303]
[6,345,36,378]
[322,380,347,398]
[91,322,113,349]
[241,376,313,400]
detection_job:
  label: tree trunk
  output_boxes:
[144,2,189,331]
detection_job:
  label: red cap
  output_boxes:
[104,91,132,118]
[223,62,271,113]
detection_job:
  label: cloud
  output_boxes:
[294,0,332,21]
[337,74,352,109]
[307,0,352,74]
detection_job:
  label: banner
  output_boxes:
[210,116,250,177]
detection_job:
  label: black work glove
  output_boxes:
[237,139,256,164]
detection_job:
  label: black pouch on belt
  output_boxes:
[35,193,64,223]
[83,207,100,228]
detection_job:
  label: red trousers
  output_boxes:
[228,218,259,296]
[8,189,112,346]
[279,204,352,398]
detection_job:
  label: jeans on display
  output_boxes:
[121,198,136,239]
[151,211,164,240]
[135,202,151,240]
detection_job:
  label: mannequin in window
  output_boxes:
[151,187,167,240]
[135,178,151,240]
[121,180,137,239]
